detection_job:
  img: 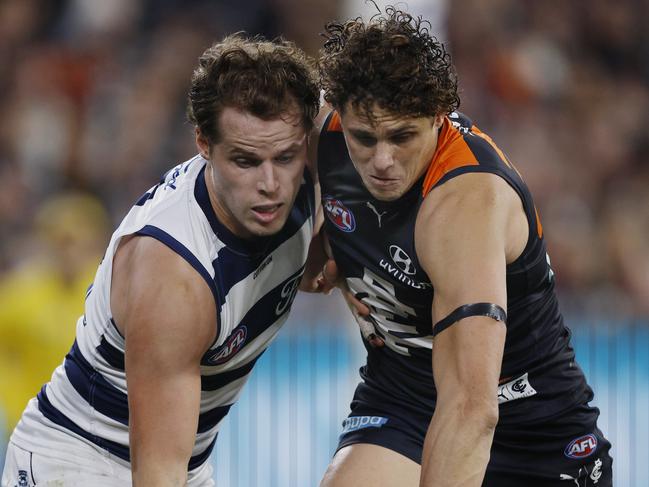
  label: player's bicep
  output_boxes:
[415,173,511,402]
[114,237,216,462]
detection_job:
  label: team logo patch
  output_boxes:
[564,434,598,459]
[497,373,537,404]
[341,416,388,435]
[207,325,248,365]
[324,196,356,232]
[17,470,29,487]
[389,245,416,275]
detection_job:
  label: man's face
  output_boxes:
[197,106,308,239]
[339,102,444,201]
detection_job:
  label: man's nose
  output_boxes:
[372,142,395,172]
[257,161,279,194]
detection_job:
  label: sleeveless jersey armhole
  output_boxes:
[425,165,540,269]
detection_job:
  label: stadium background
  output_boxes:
[0,0,647,484]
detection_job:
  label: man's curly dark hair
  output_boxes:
[319,6,460,119]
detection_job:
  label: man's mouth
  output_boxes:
[370,175,398,186]
[251,203,283,223]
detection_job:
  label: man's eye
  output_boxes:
[356,136,376,147]
[276,153,294,163]
[233,158,257,167]
[391,133,414,144]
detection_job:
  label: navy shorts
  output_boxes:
[337,386,613,486]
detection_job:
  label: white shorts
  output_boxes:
[2,399,214,486]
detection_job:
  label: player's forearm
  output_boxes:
[130,436,192,487]
[419,399,497,486]
[128,385,200,487]
[131,462,187,487]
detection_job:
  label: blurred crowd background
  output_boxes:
[0,0,647,464]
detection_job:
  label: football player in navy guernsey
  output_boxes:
[309,7,613,487]
[2,35,319,487]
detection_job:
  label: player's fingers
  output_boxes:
[342,289,370,316]
[321,259,341,288]
[353,311,385,348]
[315,274,335,294]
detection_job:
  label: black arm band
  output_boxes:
[433,303,507,337]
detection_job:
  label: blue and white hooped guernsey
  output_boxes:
[11,155,315,471]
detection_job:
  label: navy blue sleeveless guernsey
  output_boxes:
[318,110,592,426]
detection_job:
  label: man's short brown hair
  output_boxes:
[187,34,319,144]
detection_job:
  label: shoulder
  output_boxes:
[416,172,527,268]
[111,235,217,351]
[420,171,517,223]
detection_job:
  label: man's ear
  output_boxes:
[195,128,210,159]
[432,114,445,130]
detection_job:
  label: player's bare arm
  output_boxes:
[415,172,527,486]
[111,236,216,487]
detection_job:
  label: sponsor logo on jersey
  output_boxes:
[496,373,537,404]
[378,245,430,289]
[207,325,248,365]
[378,259,431,290]
[389,245,416,275]
[324,196,356,232]
[564,434,598,459]
[253,255,272,279]
[340,416,388,435]
[275,271,303,316]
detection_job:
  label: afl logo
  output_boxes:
[389,245,416,275]
[564,434,598,459]
[207,325,247,365]
[324,196,356,232]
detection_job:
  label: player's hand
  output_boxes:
[321,259,385,348]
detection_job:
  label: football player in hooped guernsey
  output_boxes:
[2,36,319,487]
[312,8,613,487]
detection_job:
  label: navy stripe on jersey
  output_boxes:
[37,385,219,469]
[134,224,218,304]
[108,318,124,339]
[37,385,130,461]
[197,405,231,433]
[134,183,161,206]
[67,340,240,429]
[188,436,217,470]
[85,283,93,300]
[97,335,125,370]
[211,251,273,315]
[201,356,260,389]
[66,341,129,425]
